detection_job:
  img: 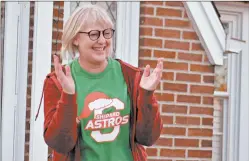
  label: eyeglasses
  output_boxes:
[78,28,115,41]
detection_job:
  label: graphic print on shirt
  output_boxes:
[79,92,129,143]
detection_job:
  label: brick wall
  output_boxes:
[25,2,34,161]
[139,2,215,160]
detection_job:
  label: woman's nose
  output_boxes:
[97,33,106,44]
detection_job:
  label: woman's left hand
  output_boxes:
[140,58,164,91]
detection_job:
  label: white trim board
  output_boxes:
[2,2,30,161]
[62,2,140,67]
[29,2,53,161]
[215,3,249,161]
[116,2,140,67]
[184,2,226,65]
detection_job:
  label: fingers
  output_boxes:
[53,54,64,81]
[65,65,72,77]
[152,58,163,78]
[157,58,163,78]
[143,65,150,77]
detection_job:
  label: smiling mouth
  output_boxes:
[93,47,106,51]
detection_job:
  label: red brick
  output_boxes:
[203,96,213,105]
[202,118,213,126]
[139,49,152,57]
[175,139,199,147]
[140,6,154,15]
[140,38,163,48]
[183,31,199,40]
[155,93,174,102]
[177,95,201,104]
[25,143,29,153]
[188,128,212,137]
[52,31,62,40]
[140,27,153,36]
[156,8,182,17]
[192,42,204,51]
[162,72,174,80]
[162,116,173,124]
[52,43,62,51]
[165,40,190,50]
[54,1,64,6]
[154,50,176,59]
[204,55,210,63]
[27,87,32,96]
[155,29,180,38]
[162,127,186,136]
[164,61,188,70]
[160,149,185,157]
[146,147,158,156]
[162,105,187,114]
[189,107,213,116]
[165,2,183,7]
[164,82,187,92]
[140,17,163,26]
[143,1,163,5]
[53,8,64,18]
[203,75,214,83]
[155,138,173,146]
[176,73,201,82]
[53,20,63,29]
[183,11,188,18]
[165,19,190,28]
[178,52,202,62]
[190,64,214,73]
[175,116,201,125]
[139,59,157,68]
[201,140,212,147]
[188,150,212,158]
[190,85,214,94]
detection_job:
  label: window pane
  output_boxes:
[213,97,229,161]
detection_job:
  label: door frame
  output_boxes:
[215,2,249,161]
[1,2,30,161]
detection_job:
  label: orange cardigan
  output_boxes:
[42,59,162,161]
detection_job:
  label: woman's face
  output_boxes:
[74,22,113,64]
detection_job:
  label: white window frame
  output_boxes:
[1,2,30,161]
[63,2,140,67]
[214,2,249,161]
[29,2,53,161]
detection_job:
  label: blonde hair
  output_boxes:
[61,4,114,59]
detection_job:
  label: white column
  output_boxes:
[29,2,53,161]
[2,2,30,161]
[116,2,140,67]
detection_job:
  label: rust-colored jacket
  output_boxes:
[43,59,162,161]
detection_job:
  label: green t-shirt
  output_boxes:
[70,58,133,161]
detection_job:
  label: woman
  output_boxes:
[43,4,163,161]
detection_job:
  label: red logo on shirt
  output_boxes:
[78,92,129,142]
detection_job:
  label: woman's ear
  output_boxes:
[73,35,79,46]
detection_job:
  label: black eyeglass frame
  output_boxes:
[78,28,115,41]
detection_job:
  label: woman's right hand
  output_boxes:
[53,55,75,94]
